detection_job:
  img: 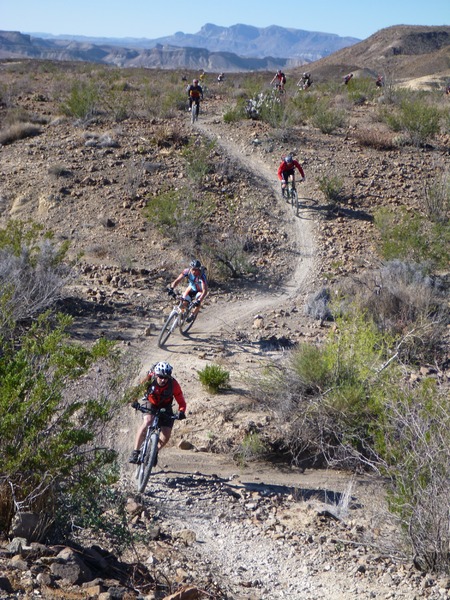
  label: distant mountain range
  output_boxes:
[0,23,360,71]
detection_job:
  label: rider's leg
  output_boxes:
[133,414,153,452]
[158,426,173,450]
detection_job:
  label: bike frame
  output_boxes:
[134,403,177,493]
[281,175,300,216]
[157,292,197,348]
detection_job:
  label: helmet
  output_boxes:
[285,155,293,164]
[153,361,173,378]
[190,259,201,269]
[193,79,199,84]
[277,69,282,74]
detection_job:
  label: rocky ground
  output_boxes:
[0,62,449,599]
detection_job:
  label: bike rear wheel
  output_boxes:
[158,311,179,348]
[136,432,159,493]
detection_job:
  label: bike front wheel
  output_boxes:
[191,102,199,124]
[136,432,159,493]
[180,308,198,335]
[292,188,299,216]
[158,311,179,348]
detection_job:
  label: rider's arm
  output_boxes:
[294,160,305,179]
[170,271,187,289]
[277,163,285,180]
[172,379,187,412]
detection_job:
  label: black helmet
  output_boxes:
[285,155,293,164]
[190,259,201,269]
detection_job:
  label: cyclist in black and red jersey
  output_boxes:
[128,361,186,464]
[271,69,287,91]
[187,79,204,111]
[277,154,305,190]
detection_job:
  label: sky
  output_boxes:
[1,0,448,41]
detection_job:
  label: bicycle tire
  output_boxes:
[157,311,179,348]
[180,308,198,335]
[136,432,159,493]
[292,188,299,216]
[191,102,199,124]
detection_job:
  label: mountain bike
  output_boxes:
[157,289,198,348]
[131,402,179,493]
[191,98,201,124]
[281,175,299,216]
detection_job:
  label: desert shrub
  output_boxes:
[253,306,450,572]
[198,364,230,393]
[317,172,345,206]
[422,171,450,224]
[0,220,70,333]
[311,100,347,133]
[353,128,397,150]
[0,122,41,145]
[60,80,101,119]
[380,97,441,145]
[375,207,450,270]
[234,432,267,466]
[182,139,216,183]
[0,311,118,537]
[144,190,181,230]
[334,261,449,366]
[346,77,379,104]
[223,103,244,123]
[379,382,450,574]
[290,92,318,123]
[304,287,332,323]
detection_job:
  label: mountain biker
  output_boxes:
[343,73,353,85]
[129,361,186,464]
[187,79,203,111]
[376,74,384,88]
[217,72,224,83]
[168,259,208,323]
[278,154,305,190]
[271,69,286,91]
[297,72,312,89]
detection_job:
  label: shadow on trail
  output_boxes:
[147,472,361,510]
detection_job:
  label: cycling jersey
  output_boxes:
[182,268,207,293]
[188,84,203,99]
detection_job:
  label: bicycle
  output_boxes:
[131,402,179,493]
[190,98,201,124]
[157,289,198,348]
[281,175,299,216]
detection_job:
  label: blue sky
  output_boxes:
[1,0,448,41]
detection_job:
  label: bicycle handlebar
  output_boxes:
[132,400,180,419]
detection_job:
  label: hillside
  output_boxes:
[0,53,449,599]
[302,25,450,85]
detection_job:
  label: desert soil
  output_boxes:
[1,71,449,599]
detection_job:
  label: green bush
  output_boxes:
[374,207,450,270]
[380,96,441,145]
[198,364,230,393]
[60,81,101,119]
[0,311,118,536]
[311,101,347,133]
[317,172,345,206]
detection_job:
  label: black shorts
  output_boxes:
[283,168,295,182]
[148,404,175,428]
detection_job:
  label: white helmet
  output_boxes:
[153,361,173,378]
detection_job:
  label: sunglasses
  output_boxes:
[156,375,168,380]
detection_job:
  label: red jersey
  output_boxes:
[144,373,186,412]
[277,159,305,180]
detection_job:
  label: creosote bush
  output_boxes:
[198,364,230,393]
